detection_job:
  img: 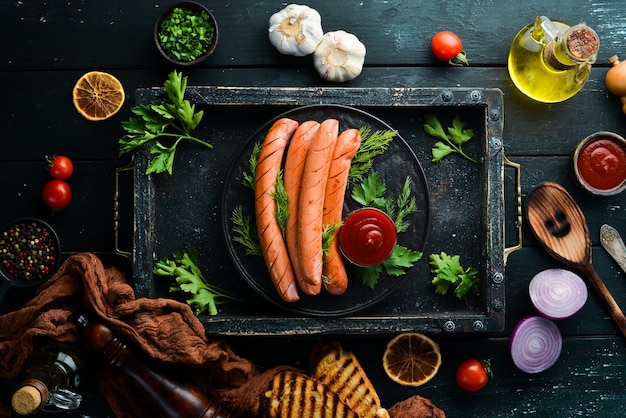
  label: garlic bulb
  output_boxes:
[313,30,366,82]
[268,4,323,57]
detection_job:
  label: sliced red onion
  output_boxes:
[529,268,588,320]
[510,315,562,374]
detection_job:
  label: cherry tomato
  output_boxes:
[431,31,468,65]
[455,359,491,392]
[42,179,72,210]
[47,155,74,180]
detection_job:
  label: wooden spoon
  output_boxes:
[524,182,626,339]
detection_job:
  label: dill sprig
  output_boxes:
[348,127,397,183]
[271,170,289,238]
[242,142,261,189]
[231,205,261,256]
[321,222,341,257]
[394,177,418,233]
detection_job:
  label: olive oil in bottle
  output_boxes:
[508,16,599,103]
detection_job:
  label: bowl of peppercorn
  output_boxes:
[154,1,219,66]
[0,218,60,304]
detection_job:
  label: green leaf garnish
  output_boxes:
[351,172,388,208]
[154,247,243,315]
[394,177,417,233]
[242,142,261,190]
[358,245,423,288]
[231,205,261,256]
[271,170,289,237]
[119,71,211,176]
[349,127,397,182]
[384,245,423,275]
[429,252,479,300]
[423,113,477,163]
[322,222,341,257]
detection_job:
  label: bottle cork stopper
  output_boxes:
[567,26,599,59]
[11,385,43,415]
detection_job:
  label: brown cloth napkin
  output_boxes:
[0,253,444,418]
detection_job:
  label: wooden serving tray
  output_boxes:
[129,86,517,336]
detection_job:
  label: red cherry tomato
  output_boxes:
[47,155,74,180]
[42,179,72,210]
[455,359,491,392]
[431,31,468,65]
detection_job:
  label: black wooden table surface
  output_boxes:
[2,1,626,417]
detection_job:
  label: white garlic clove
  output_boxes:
[313,30,366,82]
[268,4,324,57]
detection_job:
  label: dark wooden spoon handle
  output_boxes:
[579,264,626,339]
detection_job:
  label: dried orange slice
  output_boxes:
[382,333,442,387]
[72,71,125,121]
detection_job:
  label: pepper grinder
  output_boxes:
[77,315,230,418]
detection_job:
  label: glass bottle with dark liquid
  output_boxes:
[11,342,86,415]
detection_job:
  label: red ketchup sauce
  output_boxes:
[339,208,397,267]
[576,136,626,191]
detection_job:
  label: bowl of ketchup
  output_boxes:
[573,131,626,196]
[339,207,397,267]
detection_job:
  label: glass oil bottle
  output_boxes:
[508,16,599,103]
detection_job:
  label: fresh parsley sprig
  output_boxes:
[360,245,423,289]
[429,252,479,300]
[351,172,389,211]
[154,247,242,316]
[119,71,211,175]
[423,113,477,163]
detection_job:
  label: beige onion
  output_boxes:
[313,30,366,82]
[268,4,323,57]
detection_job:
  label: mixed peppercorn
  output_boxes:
[0,220,58,281]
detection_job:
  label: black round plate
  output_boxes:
[222,105,430,316]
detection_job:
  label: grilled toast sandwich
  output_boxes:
[262,370,359,418]
[310,340,390,418]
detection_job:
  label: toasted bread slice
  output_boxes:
[262,370,359,418]
[310,340,389,418]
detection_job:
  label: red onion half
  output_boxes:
[510,315,562,374]
[529,268,588,319]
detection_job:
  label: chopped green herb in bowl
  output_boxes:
[154,1,218,66]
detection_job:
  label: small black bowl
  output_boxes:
[154,1,219,66]
[0,217,60,305]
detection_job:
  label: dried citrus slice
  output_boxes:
[72,71,125,121]
[382,333,442,387]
